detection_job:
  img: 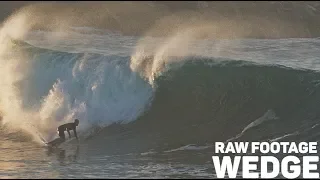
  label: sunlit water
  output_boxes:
[0,138,215,178]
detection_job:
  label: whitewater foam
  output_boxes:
[0,36,153,143]
[164,144,211,153]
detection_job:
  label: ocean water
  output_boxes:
[1,17,320,178]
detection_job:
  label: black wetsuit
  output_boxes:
[57,123,78,140]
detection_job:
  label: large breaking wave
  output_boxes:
[2,36,320,153]
[0,39,153,142]
[1,2,320,151]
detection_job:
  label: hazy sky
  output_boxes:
[1,1,319,38]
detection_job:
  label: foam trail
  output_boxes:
[269,131,300,142]
[164,144,211,153]
[226,109,279,142]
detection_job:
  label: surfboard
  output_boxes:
[46,137,78,148]
[46,138,65,147]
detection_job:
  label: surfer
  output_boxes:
[45,119,80,147]
[57,119,80,141]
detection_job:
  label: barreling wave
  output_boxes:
[2,36,320,150]
[0,11,320,153]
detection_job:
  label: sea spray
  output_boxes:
[0,35,153,143]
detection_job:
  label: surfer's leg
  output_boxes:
[58,130,65,141]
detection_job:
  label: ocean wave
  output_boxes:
[123,59,320,151]
[2,38,320,151]
[0,39,153,143]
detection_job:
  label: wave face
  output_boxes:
[0,39,153,142]
[122,59,320,150]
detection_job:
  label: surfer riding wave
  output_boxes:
[46,119,80,146]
